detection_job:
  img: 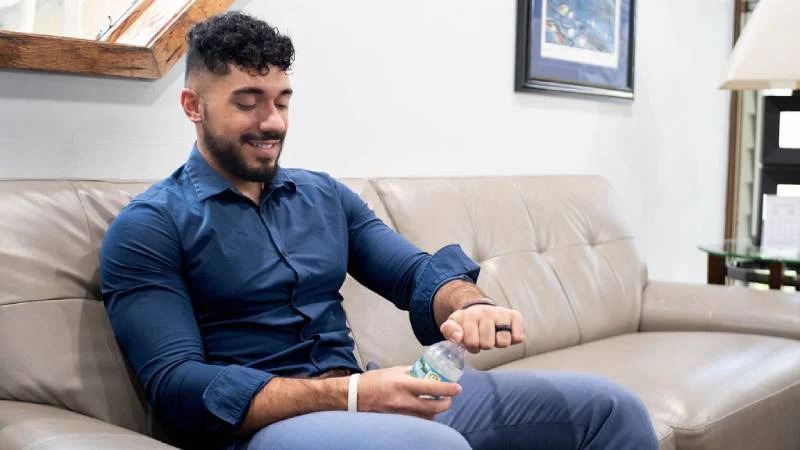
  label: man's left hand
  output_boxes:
[440,304,525,354]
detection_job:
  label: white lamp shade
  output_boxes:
[721,0,800,90]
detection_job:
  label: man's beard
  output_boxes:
[201,119,284,184]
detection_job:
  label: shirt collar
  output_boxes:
[186,143,296,202]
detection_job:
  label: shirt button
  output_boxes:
[280,249,288,257]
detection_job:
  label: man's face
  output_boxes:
[197,65,293,184]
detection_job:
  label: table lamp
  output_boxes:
[721,0,800,91]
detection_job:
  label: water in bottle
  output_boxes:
[409,339,465,383]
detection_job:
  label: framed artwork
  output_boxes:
[515,0,636,99]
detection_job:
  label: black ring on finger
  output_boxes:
[495,324,513,333]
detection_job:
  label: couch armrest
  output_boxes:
[641,280,800,340]
[0,400,176,450]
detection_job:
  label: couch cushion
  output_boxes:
[0,299,148,434]
[371,176,645,369]
[0,400,175,450]
[494,332,800,450]
[0,181,98,303]
[0,180,154,434]
[69,181,155,298]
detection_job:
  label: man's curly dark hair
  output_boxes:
[185,11,294,81]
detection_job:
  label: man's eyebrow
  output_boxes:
[231,87,264,96]
[230,87,293,97]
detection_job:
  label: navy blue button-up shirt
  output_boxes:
[100,146,480,447]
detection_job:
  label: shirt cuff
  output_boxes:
[409,244,480,345]
[201,365,274,429]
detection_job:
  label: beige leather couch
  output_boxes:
[1,177,799,450]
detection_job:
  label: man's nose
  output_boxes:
[259,107,286,134]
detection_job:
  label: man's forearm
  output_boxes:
[432,279,490,326]
[238,376,348,434]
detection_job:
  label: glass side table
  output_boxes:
[698,239,800,290]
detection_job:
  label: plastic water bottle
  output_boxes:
[409,340,465,383]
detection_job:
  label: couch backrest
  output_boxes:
[0,176,645,434]
[0,180,153,434]
[367,176,646,369]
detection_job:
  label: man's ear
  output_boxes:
[180,88,203,123]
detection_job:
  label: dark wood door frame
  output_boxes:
[724,0,745,240]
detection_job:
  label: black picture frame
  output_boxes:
[515,0,636,99]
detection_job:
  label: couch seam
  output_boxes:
[542,255,585,344]
[593,244,627,296]
[667,377,800,433]
[514,179,542,253]
[22,432,145,450]
[479,237,635,263]
[453,182,480,261]
[0,297,98,310]
[515,182,578,346]
[368,180,401,236]
[593,244,640,333]
[471,267,527,358]
[68,181,100,267]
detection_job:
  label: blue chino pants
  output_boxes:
[228,368,659,449]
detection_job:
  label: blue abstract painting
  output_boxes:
[544,0,617,54]
[515,0,634,98]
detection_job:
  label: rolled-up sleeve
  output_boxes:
[334,179,480,345]
[407,245,480,344]
[100,202,272,438]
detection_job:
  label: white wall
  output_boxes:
[0,0,733,283]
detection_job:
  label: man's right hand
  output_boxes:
[239,365,462,434]
[357,366,462,420]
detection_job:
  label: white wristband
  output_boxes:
[347,373,360,412]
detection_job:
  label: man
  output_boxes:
[100,11,658,450]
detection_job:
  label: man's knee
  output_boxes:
[586,381,658,449]
[244,412,469,450]
[600,381,651,422]
[400,419,471,450]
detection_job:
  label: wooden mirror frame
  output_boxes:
[0,0,234,79]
